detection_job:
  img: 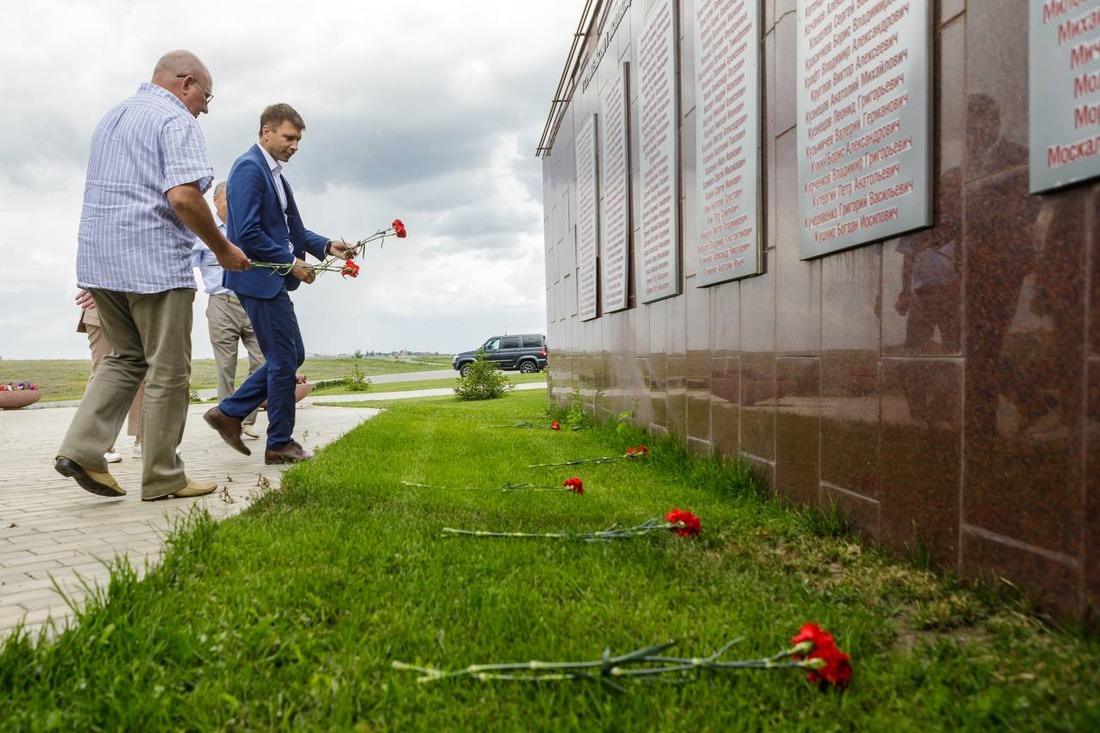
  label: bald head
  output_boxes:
[152,50,209,83]
[152,50,214,118]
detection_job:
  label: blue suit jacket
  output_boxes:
[223,144,329,299]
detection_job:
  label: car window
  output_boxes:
[500,336,521,349]
[483,338,501,351]
[521,336,544,348]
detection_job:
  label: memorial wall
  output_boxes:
[540,0,1100,623]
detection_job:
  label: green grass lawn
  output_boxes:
[1,391,1096,730]
[0,355,455,402]
[311,370,544,396]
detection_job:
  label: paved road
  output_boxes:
[0,378,545,643]
[193,368,456,400]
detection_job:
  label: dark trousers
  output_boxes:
[217,289,304,449]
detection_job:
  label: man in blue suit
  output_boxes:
[204,103,351,464]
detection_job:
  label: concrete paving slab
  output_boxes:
[0,399,379,643]
[0,381,546,644]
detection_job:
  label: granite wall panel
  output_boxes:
[540,0,1098,622]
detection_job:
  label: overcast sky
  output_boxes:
[0,0,581,360]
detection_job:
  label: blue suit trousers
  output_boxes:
[217,289,304,450]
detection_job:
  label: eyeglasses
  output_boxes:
[176,74,214,104]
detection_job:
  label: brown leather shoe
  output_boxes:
[204,407,251,456]
[55,457,126,497]
[143,478,218,501]
[264,440,313,465]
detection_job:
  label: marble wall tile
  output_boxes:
[963,168,1085,557]
[666,354,688,438]
[961,528,1079,620]
[880,358,962,566]
[937,0,965,27]
[686,351,712,446]
[685,276,710,352]
[1087,362,1100,619]
[773,6,796,136]
[965,0,1028,183]
[541,0,1097,622]
[711,400,741,459]
[820,248,881,498]
[711,354,740,405]
[775,356,821,507]
[822,484,881,540]
[1092,188,1100,356]
[711,353,741,457]
[741,352,777,461]
[775,128,821,355]
[710,282,741,353]
[774,0,796,27]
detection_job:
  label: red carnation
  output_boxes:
[791,623,852,690]
[551,421,561,430]
[341,258,360,278]
[664,508,701,537]
[392,219,407,238]
[563,477,584,494]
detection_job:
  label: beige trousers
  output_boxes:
[59,288,194,499]
[206,293,264,427]
[84,320,144,444]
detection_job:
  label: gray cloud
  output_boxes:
[0,0,579,359]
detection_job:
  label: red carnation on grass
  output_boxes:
[551,421,561,431]
[791,623,852,690]
[393,219,408,238]
[563,477,584,494]
[664,508,701,537]
[341,258,360,278]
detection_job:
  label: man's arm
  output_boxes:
[167,183,249,271]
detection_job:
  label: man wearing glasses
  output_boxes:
[55,49,250,501]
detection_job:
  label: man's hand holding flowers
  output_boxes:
[325,238,354,260]
[291,257,317,284]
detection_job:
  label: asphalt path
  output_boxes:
[33,368,538,407]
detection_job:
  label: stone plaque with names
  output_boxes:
[601,63,631,313]
[796,0,932,259]
[576,113,599,321]
[1030,0,1100,193]
[693,0,761,285]
[638,0,680,303]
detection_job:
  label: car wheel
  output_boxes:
[459,363,471,378]
[519,361,537,374]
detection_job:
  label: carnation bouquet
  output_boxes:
[251,219,407,278]
[441,507,700,541]
[393,622,851,692]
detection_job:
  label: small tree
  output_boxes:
[343,364,371,392]
[454,350,514,401]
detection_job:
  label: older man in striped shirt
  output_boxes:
[55,50,250,502]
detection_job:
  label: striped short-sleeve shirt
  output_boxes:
[76,82,214,293]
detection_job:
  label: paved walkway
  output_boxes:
[0,381,547,643]
[0,398,381,642]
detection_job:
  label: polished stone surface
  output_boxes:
[541,0,1099,622]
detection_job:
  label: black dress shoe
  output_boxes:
[204,407,251,456]
[264,440,313,465]
[55,457,126,497]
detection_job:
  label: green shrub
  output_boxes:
[343,364,371,392]
[453,350,514,401]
